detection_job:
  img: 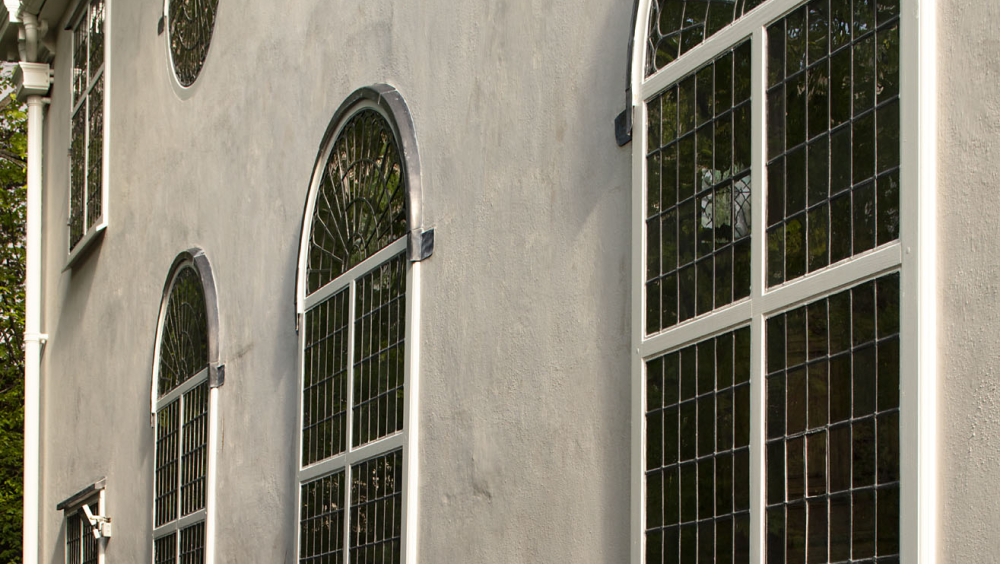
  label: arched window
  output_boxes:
[295,84,430,564]
[628,1,919,562]
[152,249,222,564]
[165,0,220,87]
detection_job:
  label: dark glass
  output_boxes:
[853,489,876,558]
[735,42,753,105]
[828,290,852,354]
[829,192,851,263]
[877,24,900,101]
[718,332,734,388]
[853,35,876,116]
[717,517,734,564]
[716,114,734,175]
[698,458,715,519]
[666,467,681,525]
[698,395,716,457]
[808,362,829,429]
[682,347,697,400]
[877,411,900,484]
[853,112,876,186]
[807,498,828,563]
[665,353,680,405]
[787,367,807,435]
[767,315,786,374]
[735,327,751,384]
[648,411,664,470]
[648,219,662,280]
[767,442,785,505]
[768,160,785,227]
[648,471,664,528]
[680,265,696,322]
[807,136,829,206]
[735,448,751,510]
[854,0,875,36]
[768,88,786,159]
[734,105,752,172]
[786,307,807,367]
[665,406,680,465]
[697,66,714,126]
[828,424,851,492]
[768,23,786,88]
[681,463,698,522]
[787,437,805,500]
[877,486,900,554]
[649,98,662,152]
[787,501,807,564]
[829,493,852,560]
[699,341,715,394]
[736,385,751,448]
[786,73,807,150]
[648,280,663,335]
[699,520,715,562]
[681,523,697,564]
[716,52,734,115]
[697,258,714,315]
[876,273,901,338]
[877,99,900,174]
[807,432,827,496]
[853,345,877,417]
[767,506,785,563]
[679,76,697,136]
[786,147,807,216]
[734,237,752,300]
[808,0,829,64]
[767,226,785,287]
[807,205,829,273]
[646,530,663,564]
[852,281,876,346]
[717,452,734,514]
[877,0,900,24]
[663,208,678,273]
[716,246,733,308]
[829,125,852,194]
[663,88,679,144]
[878,337,900,411]
[876,171,900,245]
[679,189,697,264]
[852,417,876,488]
[768,374,786,440]
[828,354,852,423]
[681,401,697,461]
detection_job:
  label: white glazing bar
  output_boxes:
[639,301,752,359]
[297,433,406,484]
[898,0,937,560]
[303,238,407,311]
[759,244,902,316]
[205,386,218,564]
[640,0,804,101]
[749,24,768,564]
[629,88,648,564]
[402,259,420,564]
[156,369,209,407]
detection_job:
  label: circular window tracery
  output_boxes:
[168,0,220,87]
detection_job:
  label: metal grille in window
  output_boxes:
[82,505,99,564]
[646,0,773,77]
[765,0,900,287]
[646,41,752,335]
[765,273,900,561]
[156,399,180,527]
[307,109,407,295]
[155,534,177,564]
[66,512,82,564]
[70,104,86,249]
[88,0,104,79]
[158,266,209,397]
[168,0,220,87]
[353,254,406,448]
[181,383,209,516]
[72,16,87,104]
[350,450,403,563]
[300,471,345,564]
[303,288,350,466]
[86,77,104,229]
[179,522,205,564]
[645,328,752,563]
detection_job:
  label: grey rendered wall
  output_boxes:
[38,1,634,563]
[936,1,1000,560]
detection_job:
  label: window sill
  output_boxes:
[65,221,106,271]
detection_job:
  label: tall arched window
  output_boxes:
[627,1,933,562]
[152,249,222,564]
[295,84,430,564]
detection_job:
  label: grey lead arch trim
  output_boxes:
[56,478,106,511]
[293,84,433,326]
[616,0,642,146]
[151,248,224,402]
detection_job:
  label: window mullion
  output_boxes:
[749,24,769,564]
[176,392,185,529]
[343,278,357,559]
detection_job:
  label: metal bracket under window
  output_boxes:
[408,227,434,262]
[80,505,112,539]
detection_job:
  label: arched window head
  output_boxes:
[305,108,408,294]
[167,0,220,87]
[295,84,427,564]
[152,248,221,564]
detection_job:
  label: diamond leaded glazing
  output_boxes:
[168,0,220,87]
[307,109,407,295]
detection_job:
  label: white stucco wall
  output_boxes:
[36,0,634,563]
[936,0,1000,560]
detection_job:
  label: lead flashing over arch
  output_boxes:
[295,84,432,313]
[151,247,223,415]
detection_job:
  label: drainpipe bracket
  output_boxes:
[13,61,52,98]
[24,332,48,345]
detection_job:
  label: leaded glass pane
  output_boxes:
[645,327,751,564]
[300,471,345,564]
[155,534,177,564]
[353,254,406,448]
[766,0,900,287]
[70,108,86,249]
[179,522,205,564]
[158,266,209,397]
[72,17,88,105]
[88,0,104,79]
[303,289,350,466]
[646,0,772,77]
[181,382,209,516]
[168,0,220,87]
[765,272,900,561]
[646,41,752,336]
[66,512,82,564]
[350,450,403,564]
[307,109,407,295]
[86,76,103,229]
[155,399,180,527]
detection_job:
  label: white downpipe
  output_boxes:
[21,9,45,564]
[22,92,44,564]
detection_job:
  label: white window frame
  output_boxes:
[58,480,106,564]
[65,0,110,268]
[150,252,222,564]
[295,95,422,564]
[628,1,937,562]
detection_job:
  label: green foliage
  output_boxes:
[0,67,27,564]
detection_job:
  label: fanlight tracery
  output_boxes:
[306,108,408,295]
[158,265,209,397]
[646,0,771,77]
[168,0,220,87]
